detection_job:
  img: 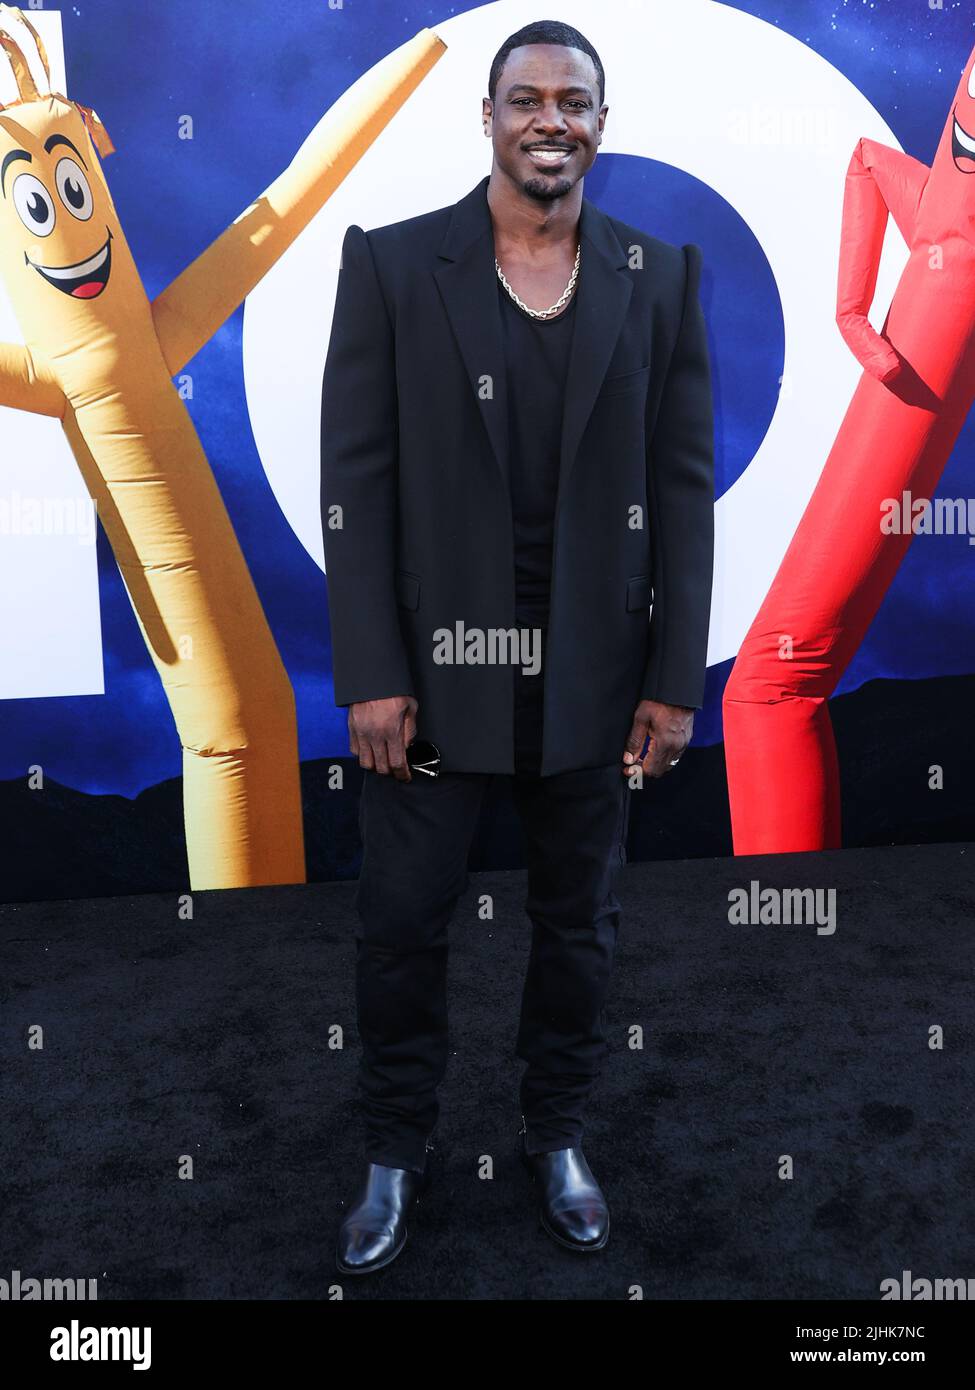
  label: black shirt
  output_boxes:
[497,276,577,630]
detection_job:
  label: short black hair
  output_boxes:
[488,19,605,108]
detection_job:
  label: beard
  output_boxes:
[520,172,575,201]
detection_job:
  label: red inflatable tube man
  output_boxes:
[723,45,975,854]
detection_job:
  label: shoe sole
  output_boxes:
[335,1224,409,1276]
[538,1207,610,1253]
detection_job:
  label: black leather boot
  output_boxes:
[335,1140,434,1275]
[519,1116,610,1252]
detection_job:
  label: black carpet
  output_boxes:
[1,841,973,1301]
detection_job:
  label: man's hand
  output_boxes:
[349,695,418,781]
[621,699,694,779]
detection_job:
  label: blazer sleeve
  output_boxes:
[320,224,415,707]
[640,242,715,709]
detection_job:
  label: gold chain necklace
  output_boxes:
[495,242,581,319]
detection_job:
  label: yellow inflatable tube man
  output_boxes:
[0,7,445,890]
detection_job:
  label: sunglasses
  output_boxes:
[406,738,441,778]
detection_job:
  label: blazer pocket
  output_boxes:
[395,569,421,611]
[599,363,652,400]
[626,574,653,612]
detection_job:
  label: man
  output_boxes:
[321,18,714,1273]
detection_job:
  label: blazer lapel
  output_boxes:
[433,177,511,494]
[433,175,634,509]
[556,191,634,516]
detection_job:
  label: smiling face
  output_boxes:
[952,55,975,173]
[0,96,129,342]
[483,43,606,202]
[4,130,115,297]
[915,43,975,238]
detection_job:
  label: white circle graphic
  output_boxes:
[243,0,908,665]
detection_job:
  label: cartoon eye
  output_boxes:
[969,63,975,99]
[13,172,56,236]
[55,157,93,220]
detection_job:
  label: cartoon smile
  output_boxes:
[951,111,975,173]
[26,228,113,297]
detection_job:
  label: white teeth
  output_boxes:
[954,118,975,154]
[529,149,569,161]
[40,241,109,280]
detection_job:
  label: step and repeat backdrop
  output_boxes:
[1,0,973,898]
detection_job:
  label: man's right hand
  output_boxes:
[349,696,418,781]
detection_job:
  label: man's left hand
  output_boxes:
[621,699,695,778]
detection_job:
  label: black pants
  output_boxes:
[352,650,631,1172]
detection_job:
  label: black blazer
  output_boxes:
[320,173,714,775]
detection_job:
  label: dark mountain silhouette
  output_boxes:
[1,673,973,903]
